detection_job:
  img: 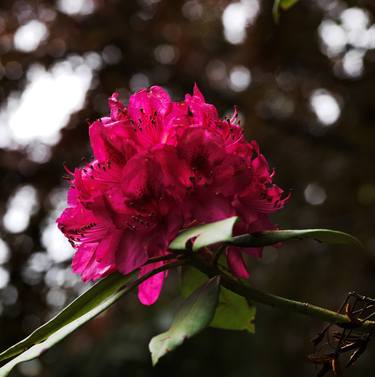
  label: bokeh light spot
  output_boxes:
[0,239,10,265]
[228,65,251,92]
[14,20,48,52]
[57,0,95,16]
[222,0,259,44]
[304,183,327,206]
[0,59,93,149]
[0,267,10,289]
[310,89,341,126]
[3,185,38,234]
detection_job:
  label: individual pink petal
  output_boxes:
[138,262,166,305]
[95,230,122,265]
[226,248,250,280]
[120,153,152,199]
[115,231,148,275]
[193,83,205,101]
[67,187,79,206]
[183,189,235,224]
[243,247,263,258]
[72,244,114,282]
[89,117,137,164]
[184,85,219,126]
[89,123,108,162]
[128,86,171,120]
[109,92,128,121]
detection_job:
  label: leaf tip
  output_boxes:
[170,216,239,252]
[149,336,161,366]
[151,355,159,367]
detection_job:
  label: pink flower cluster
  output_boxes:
[57,85,288,305]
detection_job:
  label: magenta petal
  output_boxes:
[109,92,127,121]
[88,120,108,162]
[67,187,79,206]
[116,232,148,275]
[149,86,172,115]
[95,230,121,265]
[193,83,205,100]
[243,247,263,259]
[72,245,93,277]
[226,248,250,280]
[72,244,113,282]
[138,262,165,305]
[128,86,171,120]
[183,189,235,224]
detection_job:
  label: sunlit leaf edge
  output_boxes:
[231,228,363,249]
[169,216,238,251]
[169,217,362,252]
[0,284,127,377]
[0,272,134,372]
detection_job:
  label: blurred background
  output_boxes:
[0,0,374,375]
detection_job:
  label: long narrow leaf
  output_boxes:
[0,285,126,377]
[169,217,362,251]
[0,272,133,365]
[0,260,183,376]
[231,229,363,249]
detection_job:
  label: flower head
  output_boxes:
[57,85,288,304]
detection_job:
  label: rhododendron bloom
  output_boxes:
[57,85,288,305]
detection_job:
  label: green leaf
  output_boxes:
[181,267,255,333]
[169,216,238,251]
[149,276,220,365]
[211,288,255,332]
[0,272,135,376]
[231,229,363,249]
[170,216,362,251]
[273,0,299,21]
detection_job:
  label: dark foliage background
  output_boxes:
[0,0,374,376]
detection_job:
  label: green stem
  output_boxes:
[143,253,185,266]
[189,254,375,331]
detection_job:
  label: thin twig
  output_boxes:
[212,245,226,266]
[125,260,187,292]
[143,253,185,266]
[188,253,375,331]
